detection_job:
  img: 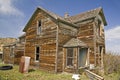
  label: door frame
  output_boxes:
[78,47,89,68]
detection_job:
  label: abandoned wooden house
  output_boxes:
[22,6,107,73]
[3,34,25,64]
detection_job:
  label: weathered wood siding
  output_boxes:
[24,8,106,73]
[3,43,24,65]
[76,18,105,66]
[58,23,77,72]
[14,44,24,64]
[77,21,95,64]
[24,10,57,71]
[3,46,14,64]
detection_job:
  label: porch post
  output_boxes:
[101,47,104,74]
[87,48,90,66]
[77,47,79,69]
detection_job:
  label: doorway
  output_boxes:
[79,48,88,67]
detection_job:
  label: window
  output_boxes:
[37,20,41,35]
[98,20,103,36]
[66,48,74,67]
[35,46,40,61]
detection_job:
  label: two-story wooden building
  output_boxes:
[23,6,107,73]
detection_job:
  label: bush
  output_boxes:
[104,52,120,74]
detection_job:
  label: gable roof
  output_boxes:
[23,7,107,32]
[63,38,87,47]
[23,6,77,32]
[65,7,107,26]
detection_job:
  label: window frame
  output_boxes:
[37,20,42,35]
[35,46,40,62]
[98,20,103,37]
[66,48,74,67]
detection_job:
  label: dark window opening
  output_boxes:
[36,47,39,53]
[36,46,40,61]
[99,46,102,54]
[66,48,74,67]
[37,20,41,35]
[38,20,41,27]
[36,54,39,61]
[98,20,102,36]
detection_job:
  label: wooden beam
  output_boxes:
[55,21,59,73]
[78,47,79,69]
[93,21,97,66]
[87,48,90,66]
[63,48,65,72]
[78,28,93,34]
[85,69,104,80]
[101,47,104,70]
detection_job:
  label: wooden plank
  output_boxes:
[93,22,97,66]
[85,69,104,80]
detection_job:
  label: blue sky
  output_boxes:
[0,0,120,54]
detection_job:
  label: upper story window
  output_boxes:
[37,20,42,35]
[97,20,103,37]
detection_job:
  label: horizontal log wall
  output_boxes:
[39,43,56,71]
[77,19,105,66]
[14,50,24,64]
[3,47,13,64]
[25,10,58,71]
[58,23,77,72]
[77,22,95,64]
[3,45,24,64]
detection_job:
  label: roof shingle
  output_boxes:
[65,7,107,25]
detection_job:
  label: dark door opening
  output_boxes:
[79,48,88,67]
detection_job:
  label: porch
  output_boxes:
[63,38,90,73]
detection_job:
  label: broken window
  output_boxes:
[35,46,40,61]
[66,48,74,67]
[37,20,42,35]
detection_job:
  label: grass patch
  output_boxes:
[0,62,120,80]
[0,63,73,80]
[0,63,89,80]
[104,73,120,80]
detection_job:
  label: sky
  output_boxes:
[0,0,120,54]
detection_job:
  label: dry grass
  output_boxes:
[1,52,120,80]
[104,52,120,74]
[103,52,120,80]
[0,63,89,80]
